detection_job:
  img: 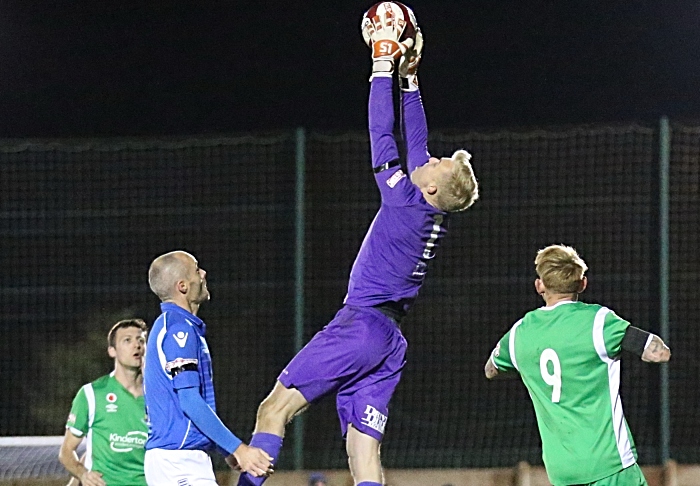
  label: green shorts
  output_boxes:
[578,464,648,486]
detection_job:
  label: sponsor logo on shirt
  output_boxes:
[173,331,188,348]
[109,431,148,452]
[386,169,406,188]
[105,393,118,412]
[361,405,387,434]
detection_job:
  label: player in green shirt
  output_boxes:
[59,319,148,486]
[485,245,671,486]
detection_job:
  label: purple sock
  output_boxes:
[357,482,382,486]
[236,433,283,486]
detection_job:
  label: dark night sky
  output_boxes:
[1,0,699,137]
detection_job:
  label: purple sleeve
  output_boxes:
[401,90,430,173]
[369,77,399,168]
[368,78,423,206]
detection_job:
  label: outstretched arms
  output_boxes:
[369,78,400,172]
[401,87,429,173]
[365,14,419,205]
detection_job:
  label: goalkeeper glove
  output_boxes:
[398,28,423,91]
[362,9,414,79]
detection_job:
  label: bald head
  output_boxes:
[148,251,194,301]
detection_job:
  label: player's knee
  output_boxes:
[257,395,294,424]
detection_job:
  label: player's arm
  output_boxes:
[602,310,671,363]
[399,29,430,173]
[58,430,105,486]
[621,326,671,363]
[484,345,517,380]
[164,332,243,456]
[175,385,241,454]
[60,387,104,486]
[176,388,272,476]
[365,9,403,175]
[485,329,519,380]
[163,326,272,477]
[484,356,500,379]
[368,76,400,175]
[363,5,420,205]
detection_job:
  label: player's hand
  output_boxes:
[78,470,105,486]
[398,28,423,91]
[362,6,414,77]
[230,443,274,477]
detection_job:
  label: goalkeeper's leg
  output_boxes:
[237,382,307,486]
[347,425,383,486]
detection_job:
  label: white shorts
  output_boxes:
[145,448,218,486]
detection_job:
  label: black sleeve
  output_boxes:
[621,326,651,356]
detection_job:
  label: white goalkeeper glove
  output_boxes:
[398,28,423,91]
[362,8,414,80]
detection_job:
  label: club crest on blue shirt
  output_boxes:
[386,169,406,188]
[173,331,188,347]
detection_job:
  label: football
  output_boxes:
[361,2,417,47]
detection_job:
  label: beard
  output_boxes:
[194,281,211,303]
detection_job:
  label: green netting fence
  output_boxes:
[0,120,696,470]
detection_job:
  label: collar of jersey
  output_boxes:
[107,370,144,401]
[160,302,204,329]
[539,300,577,311]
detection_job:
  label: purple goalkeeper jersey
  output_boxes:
[343,77,448,313]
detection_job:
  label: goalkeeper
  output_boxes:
[59,319,149,486]
[237,7,479,486]
[485,244,671,486]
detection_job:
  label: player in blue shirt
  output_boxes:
[144,251,273,485]
[237,10,479,486]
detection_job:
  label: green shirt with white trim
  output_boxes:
[491,301,638,485]
[66,373,147,486]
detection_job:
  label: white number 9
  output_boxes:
[539,348,561,403]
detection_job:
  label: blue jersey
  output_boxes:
[344,77,448,314]
[144,303,217,451]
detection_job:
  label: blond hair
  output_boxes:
[535,245,588,294]
[436,149,479,212]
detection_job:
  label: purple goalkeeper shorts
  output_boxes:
[278,305,407,441]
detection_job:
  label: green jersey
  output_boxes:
[491,301,638,486]
[66,373,147,486]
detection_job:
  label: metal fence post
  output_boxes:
[293,127,307,470]
[659,116,671,464]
